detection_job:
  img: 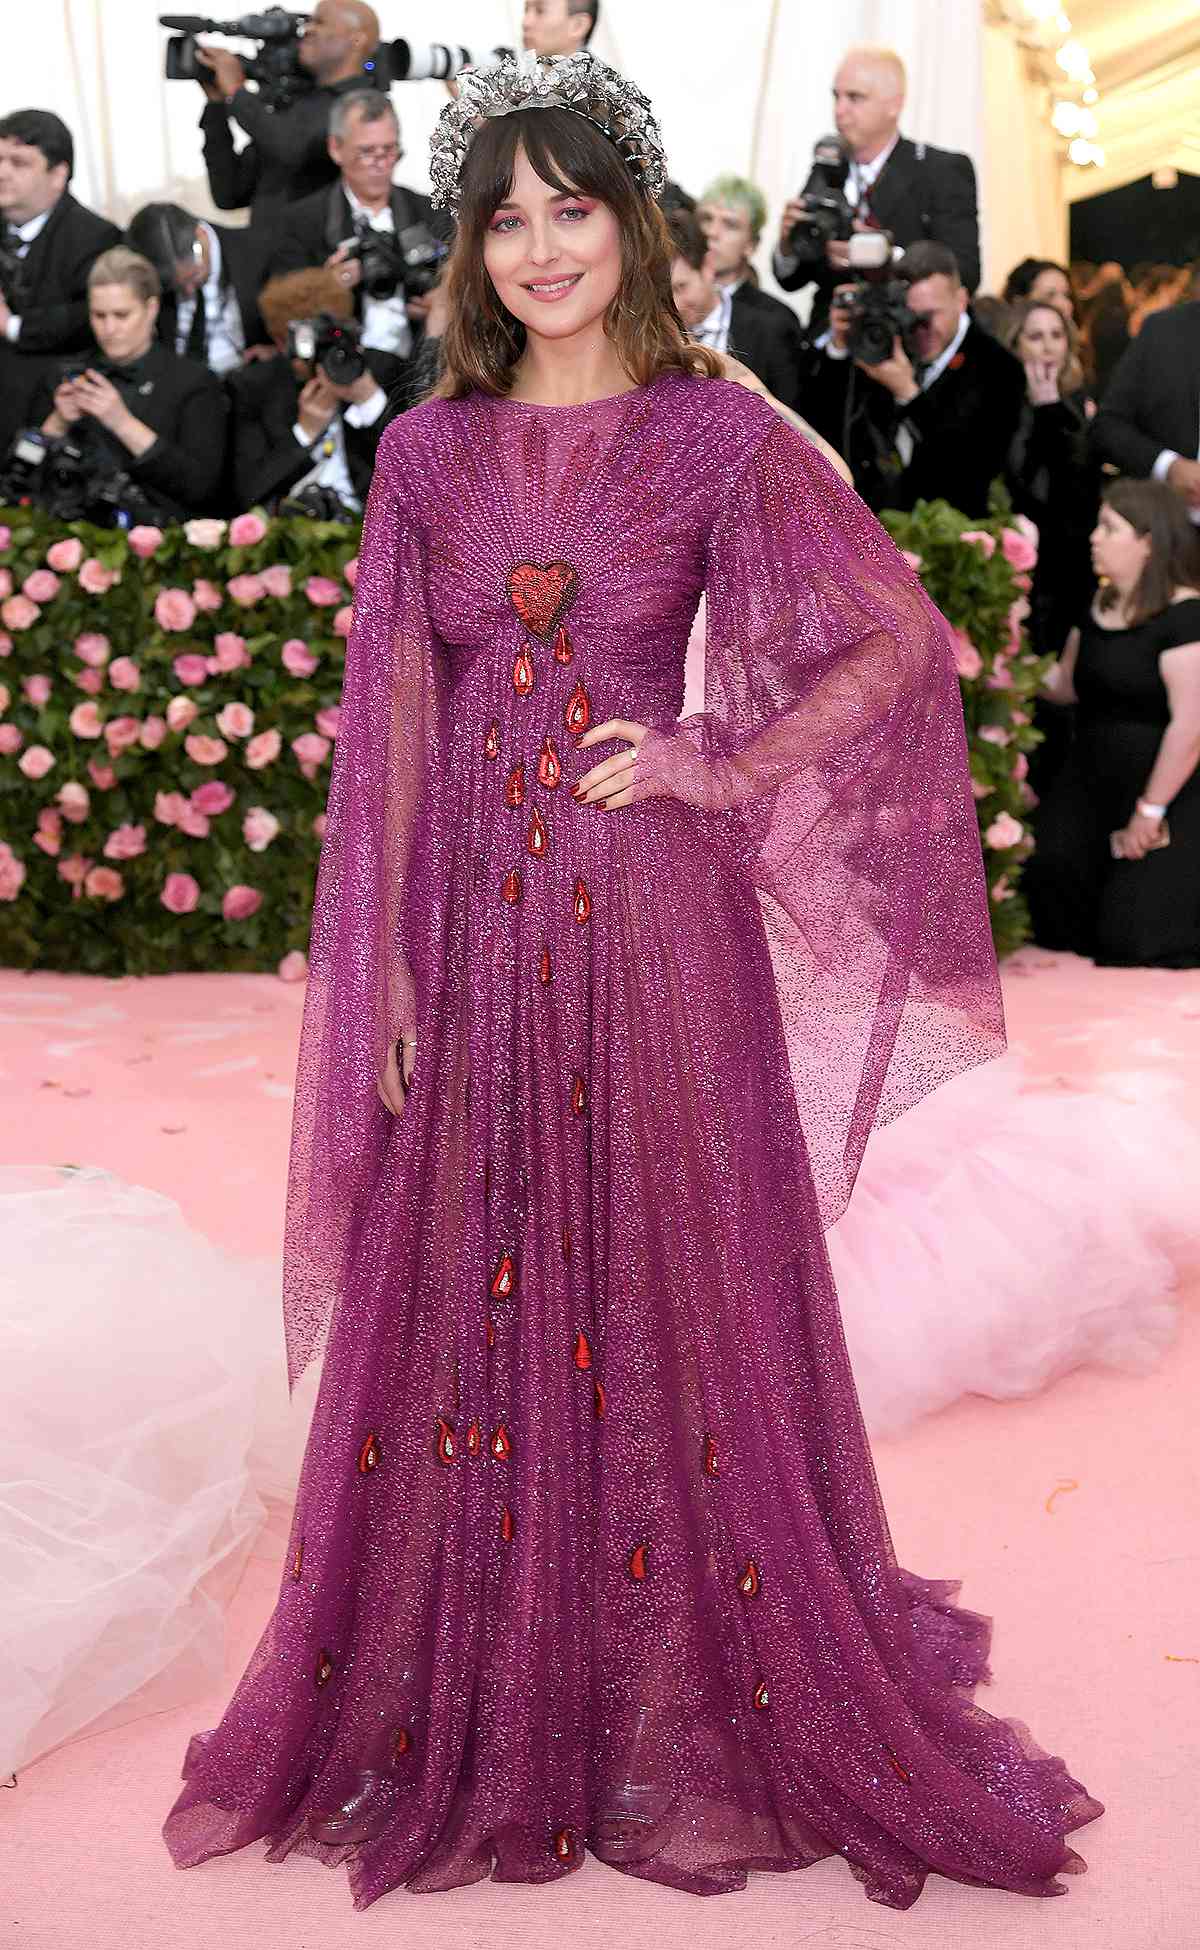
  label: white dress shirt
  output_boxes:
[690,284,733,353]
[175,223,245,375]
[3,206,54,342]
[343,187,412,360]
[893,310,971,467]
[289,387,388,514]
[1152,423,1200,526]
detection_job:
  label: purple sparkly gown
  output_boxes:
[164,373,1101,1909]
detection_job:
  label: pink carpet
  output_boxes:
[1,953,1197,1949]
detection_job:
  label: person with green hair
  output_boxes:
[696,172,804,409]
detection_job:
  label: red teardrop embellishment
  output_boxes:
[315,1649,334,1688]
[490,1251,516,1300]
[562,1223,572,1261]
[435,1414,457,1465]
[512,645,536,696]
[484,719,500,760]
[507,560,578,639]
[752,1680,769,1711]
[466,1420,482,1458]
[357,1431,382,1475]
[737,1559,761,1597]
[486,1315,497,1348]
[702,1435,719,1478]
[572,878,591,925]
[553,626,574,667]
[500,1504,515,1542]
[627,1543,649,1582]
[501,869,522,905]
[570,1074,587,1116]
[292,1537,304,1580]
[539,946,553,986]
[564,682,591,736]
[886,1749,912,1785]
[552,1826,576,1863]
[537,735,562,789]
[505,760,526,809]
[527,807,548,858]
[594,1378,606,1419]
[490,1422,512,1461]
[573,1329,593,1371]
[394,1727,413,1759]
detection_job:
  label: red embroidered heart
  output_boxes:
[507,561,578,639]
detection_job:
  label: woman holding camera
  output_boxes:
[1025,478,1200,966]
[37,246,227,519]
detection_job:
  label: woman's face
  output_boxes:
[482,144,623,346]
[1030,266,1073,321]
[1090,503,1152,590]
[89,283,158,364]
[1018,303,1069,372]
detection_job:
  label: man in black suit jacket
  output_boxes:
[127,203,268,374]
[798,242,1025,517]
[0,110,123,454]
[694,175,804,410]
[773,47,979,337]
[1090,303,1200,520]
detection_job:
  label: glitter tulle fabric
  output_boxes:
[163,374,1102,1909]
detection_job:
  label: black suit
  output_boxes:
[158,222,268,368]
[226,348,404,512]
[728,283,804,410]
[799,319,1025,517]
[266,181,442,291]
[0,192,123,454]
[774,136,980,334]
[1090,303,1200,478]
[32,341,228,519]
[200,74,383,227]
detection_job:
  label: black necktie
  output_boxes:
[185,291,207,364]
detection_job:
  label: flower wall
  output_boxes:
[0,501,1046,974]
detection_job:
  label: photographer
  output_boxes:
[695,175,804,410]
[127,202,269,375]
[197,0,383,226]
[0,110,123,456]
[29,247,227,521]
[774,47,979,337]
[226,267,416,514]
[266,91,447,368]
[798,241,1024,516]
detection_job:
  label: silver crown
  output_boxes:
[429,50,669,214]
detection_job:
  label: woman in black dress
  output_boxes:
[1003,299,1096,663]
[1025,478,1200,966]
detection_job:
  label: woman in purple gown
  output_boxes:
[164,52,1101,1911]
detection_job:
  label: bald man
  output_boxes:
[774,45,979,335]
[196,0,385,228]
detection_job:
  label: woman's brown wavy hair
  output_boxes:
[434,106,723,399]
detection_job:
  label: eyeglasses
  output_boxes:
[347,143,400,165]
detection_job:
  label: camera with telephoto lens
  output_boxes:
[0,428,171,526]
[786,134,854,256]
[841,277,921,367]
[278,482,358,522]
[160,9,313,110]
[341,221,449,301]
[286,312,367,385]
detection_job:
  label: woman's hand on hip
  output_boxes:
[573,718,651,810]
[377,1036,416,1116]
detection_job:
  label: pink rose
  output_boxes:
[260,563,292,599]
[991,876,1015,903]
[243,805,280,852]
[979,725,1011,747]
[0,724,22,756]
[0,528,8,551]
[227,572,267,606]
[305,575,342,607]
[229,512,267,547]
[127,525,165,559]
[177,804,211,838]
[22,569,60,603]
[281,638,318,678]
[952,630,982,681]
[332,604,353,638]
[0,570,10,600]
[2,594,40,631]
[79,558,118,595]
[23,674,52,707]
[986,659,1013,692]
[211,631,250,672]
[161,871,201,914]
[185,733,228,766]
[277,949,308,983]
[74,667,104,695]
[46,537,84,573]
[85,865,125,901]
[985,812,1025,850]
[33,809,62,857]
[103,823,147,861]
[57,782,90,823]
[312,812,327,839]
[140,715,166,750]
[291,731,331,777]
[191,779,234,816]
[959,529,997,559]
[900,549,923,574]
[245,727,282,769]
[0,842,26,901]
[69,702,103,738]
[971,779,990,801]
[173,652,209,686]
[344,555,359,588]
[0,683,8,713]
[315,705,340,740]
[1012,751,1029,782]
[185,519,227,550]
[74,632,111,666]
[192,577,223,611]
[1000,526,1038,572]
[57,853,92,890]
[166,696,199,732]
[108,656,141,692]
[87,760,117,790]
[155,587,197,632]
[222,883,262,921]
[103,715,142,754]
[0,633,12,657]
[155,791,187,826]
[1011,709,1031,727]
[217,700,255,739]
[18,744,55,780]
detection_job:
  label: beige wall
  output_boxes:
[981,21,1067,291]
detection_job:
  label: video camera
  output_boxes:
[787,135,854,256]
[0,428,173,528]
[160,10,513,109]
[839,276,921,368]
[341,221,449,301]
[286,312,367,385]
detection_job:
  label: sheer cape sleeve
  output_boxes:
[636,413,1005,1227]
[281,427,444,1389]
